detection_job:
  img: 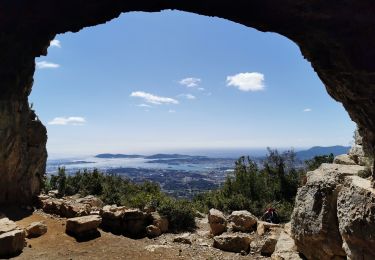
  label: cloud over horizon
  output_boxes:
[48,117,86,126]
[179,77,201,88]
[50,39,61,48]
[303,108,312,112]
[36,61,60,69]
[130,91,179,105]
[178,93,196,100]
[226,72,265,92]
[137,103,152,108]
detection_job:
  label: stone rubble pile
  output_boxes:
[207,208,290,257]
[38,194,169,239]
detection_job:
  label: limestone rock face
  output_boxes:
[25,221,47,238]
[228,210,257,232]
[291,163,375,259]
[208,208,227,236]
[213,233,251,253]
[0,100,47,205]
[333,154,356,165]
[337,176,375,259]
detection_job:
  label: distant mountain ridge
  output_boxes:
[145,154,207,159]
[94,153,207,159]
[95,146,350,161]
[295,146,350,160]
[95,154,144,159]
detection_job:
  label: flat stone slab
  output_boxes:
[66,215,102,237]
[213,233,251,253]
[0,229,26,257]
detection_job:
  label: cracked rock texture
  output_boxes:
[0,1,374,205]
[291,163,375,259]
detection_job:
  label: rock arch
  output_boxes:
[0,0,374,204]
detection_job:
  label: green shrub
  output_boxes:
[193,148,306,222]
[158,198,196,232]
[305,153,334,171]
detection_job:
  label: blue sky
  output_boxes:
[30,11,355,157]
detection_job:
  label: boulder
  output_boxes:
[213,233,251,253]
[60,201,91,218]
[0,229,26,257]
[337,176,375,259]
[66,215,102,238]
[146,225,161,238]
[76,195,104,208]
[100,205,126,233]
[291,163,365,259]
[151,212,168,233]
[261,234,279,256]
[208,208,227,236]
[228,210,257,232]
[349,145,367,166]
[25,221,47,238]
[41,198,64,215]
[348,130,368,166]
[333,154,356,165]
[0,218,26,257]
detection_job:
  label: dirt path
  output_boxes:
[9,211,266,260]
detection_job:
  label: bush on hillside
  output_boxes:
[43,168,196,231]
[193,148,305,222]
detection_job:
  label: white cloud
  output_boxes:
[303,108,312,112]
[50,39,61,48]
[179,77,201,88]
[48,117,86,126]
[226,72,265,92]
[130,91,179,105]
[36,61,60,69]
[168,110,176,113]
[198,87,205,91]
[137,103,152,108]
[178,94,196,100]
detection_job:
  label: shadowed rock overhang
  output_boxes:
[0,0,374,204]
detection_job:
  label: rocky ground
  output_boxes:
[0,208,276,260]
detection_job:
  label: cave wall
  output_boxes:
[0,0,374,204]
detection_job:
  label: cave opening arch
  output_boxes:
[0,1,374,205]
